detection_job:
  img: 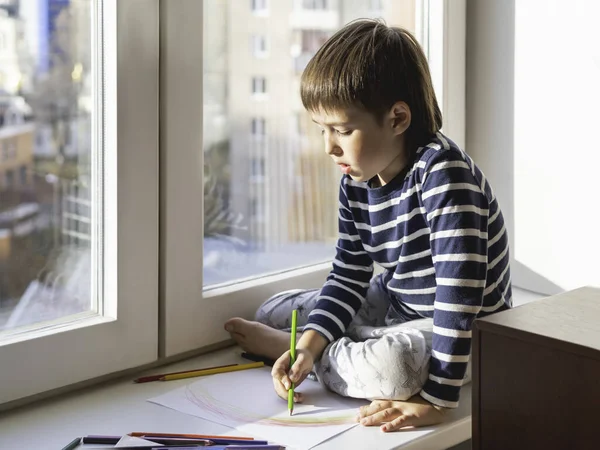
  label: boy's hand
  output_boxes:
[271,348,315,403]
[357,395,448,432]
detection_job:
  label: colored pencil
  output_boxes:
[288,309,298,416]
[95,446,211,449]
[207,446,284,450]
[159,361,264,381]
[134,363,238,383]
[82,435,121,444]
[151,443,212,447]
[114,446,210,449]
[82,435,215,447]
[141,436,268,446]
[61,437,81,450]
[130,432,254,441]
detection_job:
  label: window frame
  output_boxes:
[0,0,159,407]
[423,0,466,148]
[160,0,466,357]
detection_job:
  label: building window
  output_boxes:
[251,34,268,58]
[251,117,266,136]
[301,0,329,10]
[251,0,268,14]
[250,157,266,179]
[20,165,27,186]
[250,197,265,222]
[252,76,267,95]
[294,30,333,73]
[5,169,14,189]
[301,30,332,53]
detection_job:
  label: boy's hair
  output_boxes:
[301,19,442,149]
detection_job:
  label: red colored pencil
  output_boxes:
[129,432,254,441]
[133,363,238,383]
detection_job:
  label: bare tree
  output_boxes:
[204,140,246,241]
[25,3,90,168]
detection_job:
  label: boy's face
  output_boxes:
[310,105,409,185]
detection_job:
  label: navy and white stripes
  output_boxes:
[305,132,512,408]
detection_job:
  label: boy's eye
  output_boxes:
[317,127,351,136]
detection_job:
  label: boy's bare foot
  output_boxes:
[224,318,290,361]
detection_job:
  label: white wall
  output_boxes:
[466,0,600,295]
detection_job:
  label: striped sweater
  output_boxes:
[305,132,512,408]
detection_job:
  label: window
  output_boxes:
[159,0,466,358]
[250,196,265,222]
[251,0,268,15]
[294,30,332,73]
[301,30,331,53]
[300,0,329,10]
[4,169,14,188]
[251,76,267,95]
[0,0,158,406]
[251,34,268,58]
[0,0,465,405]
[251,117,266,136]
[250,157,265,181]
[19,165,26,185]
[1,1,96,332]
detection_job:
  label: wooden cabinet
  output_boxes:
[472,287,600,450]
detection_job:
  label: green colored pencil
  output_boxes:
[61,437,81,450]
[288,309,298,416]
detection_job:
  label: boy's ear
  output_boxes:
[388,101,411,136]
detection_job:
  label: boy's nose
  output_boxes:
[324,136,342,156]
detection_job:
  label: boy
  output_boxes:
[225,19,511,432]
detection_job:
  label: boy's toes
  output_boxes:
[224,317,247,334]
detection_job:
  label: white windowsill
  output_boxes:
[0,345,471,450]
[0,288,542,449]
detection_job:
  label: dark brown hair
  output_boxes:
[301,19,442,149]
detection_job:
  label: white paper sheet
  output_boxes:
[115,436,164,447]
[148,367,368,450]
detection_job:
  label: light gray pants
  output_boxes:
[255,275,434,401]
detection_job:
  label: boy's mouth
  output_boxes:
[338,163,351,174]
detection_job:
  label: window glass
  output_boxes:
[0,0,95,332]
[203,0,418,287]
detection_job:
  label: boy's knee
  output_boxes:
[317,334,429,401]
[368,338,429,400]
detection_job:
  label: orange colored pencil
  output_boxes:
[133,363,238,383]
[129,432,254,441]
[159,361,264,381]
